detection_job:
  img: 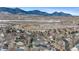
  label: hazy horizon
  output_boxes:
[18,7,79,16]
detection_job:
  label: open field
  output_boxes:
[0,15,79,51]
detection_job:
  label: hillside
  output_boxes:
[0,7,72,16]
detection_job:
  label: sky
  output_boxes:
[19,7,79,16]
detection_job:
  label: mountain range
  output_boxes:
[0,7,72,16]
